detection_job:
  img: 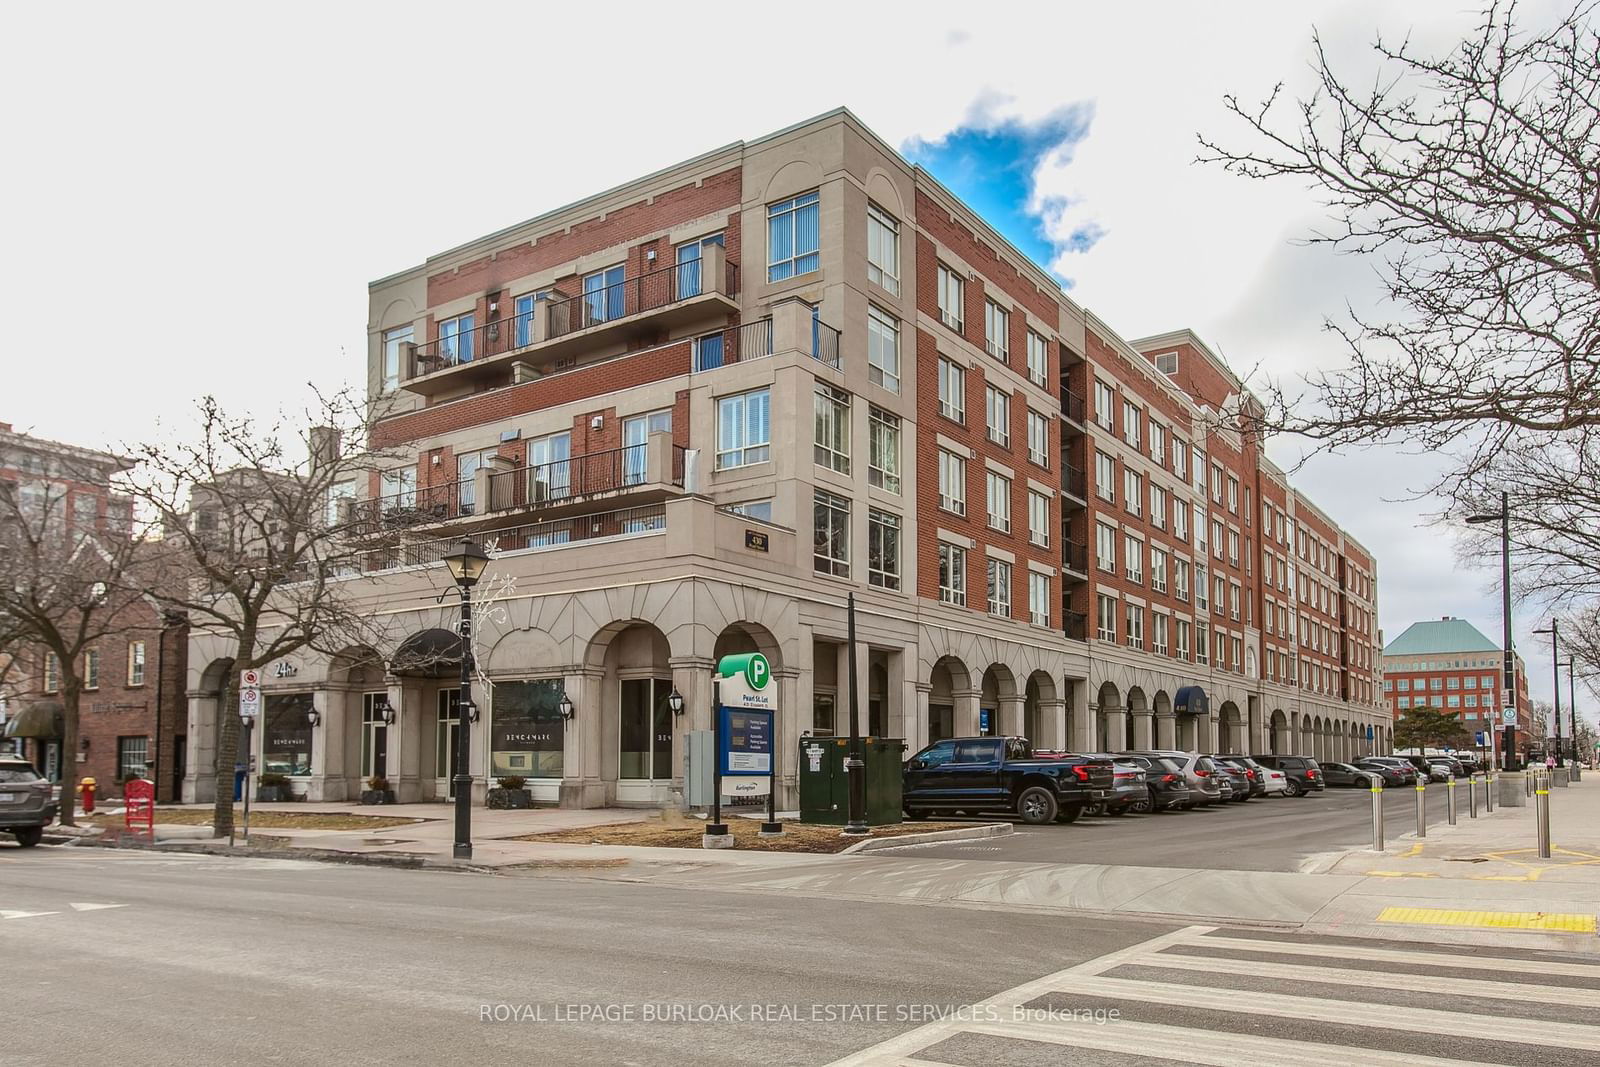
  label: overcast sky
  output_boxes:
[2,1,1583,710]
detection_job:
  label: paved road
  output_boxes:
[890,782,1474,871]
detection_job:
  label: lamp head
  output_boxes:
[442,539,490,588]
[559,692,575,721]
[667,688,685,716]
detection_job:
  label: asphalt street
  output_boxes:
[891,781,1472,871]
[5,844,1597,1066]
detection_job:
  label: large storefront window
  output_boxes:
[264,693,315,776]
[620,678,673,781]
[490,680,564,779]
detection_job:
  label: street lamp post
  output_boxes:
[842,593,868,837]
[1466,493,1516,771]
[1560,657,1577,765]
[441,539,490,861]
[1533,621,1562,767]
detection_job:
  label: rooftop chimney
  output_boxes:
[0,422,11,433]
[309,426,342,473]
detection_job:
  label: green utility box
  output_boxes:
[797,736,905,825]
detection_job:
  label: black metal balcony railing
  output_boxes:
[812,319,841,370]
[1061,389,1086,424]
[1062,539,1089,574]
[350,479,473,531]
[1063,608,1088,642]
[485,445,685,512]
[375,504,668,571]
[410,258,738,374]
[693,318,774,371]
[1061,462,1087,500]
[546,258,738,341]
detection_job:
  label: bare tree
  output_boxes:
[1200,2,1600,459]
[127,391,396,838]
[0,471,151,827]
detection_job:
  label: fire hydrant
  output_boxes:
[79,776,97,815]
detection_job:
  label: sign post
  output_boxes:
[235,669,261,848]
[705,653,777,846]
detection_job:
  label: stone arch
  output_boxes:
[592,621,674,793]
[764,159,824,203]
[1125,686,1150,750]
[712,620,784,668]
[1269,709,1289,755]
[980,663,1017,737]
[1023,671,1056,747]
[324,644,387,792]
[1095,680,1122,752]
[375,295,419,332]
[928,655,970,744]
[1152,690,1174,748]
[864,168,905,216]
[183,657,236,803]
[1218,701,1244,754]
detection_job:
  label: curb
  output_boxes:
[839,822,1012,854]
[73,835,498,873]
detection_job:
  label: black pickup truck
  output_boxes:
[902,736,1115,824]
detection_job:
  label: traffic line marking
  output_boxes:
[1,910,59,920]
[1376,906,1596,933]
[68,902,126,912]
[1201,934,1600,977]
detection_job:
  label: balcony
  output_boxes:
[1061,461,1087,502]
[1062,538,1089,576]
[1061,389,1087,425]
[403,246,739,397]
[1063,608,1088,642]
[363,504,670,572]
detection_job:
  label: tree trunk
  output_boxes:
[58,679,80,828]
[210,667,241,838]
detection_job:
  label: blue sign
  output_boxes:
[1475,731,1485,745]
[718,707,772,776]
[979,708,993,735]
[1366,725,1374,740]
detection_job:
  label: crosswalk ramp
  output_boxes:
[828,925,1600,1066]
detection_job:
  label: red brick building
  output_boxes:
[1382,616,1532,759]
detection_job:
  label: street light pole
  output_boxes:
[1534,620,1562,767]
[842,593,867,837]
[1466,492,1516,771]
[1561,657,1577,765]
[441,539,490,862]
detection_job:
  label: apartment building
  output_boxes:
[182,109,1389,808]
[0,422,189,800]
[1383,616,1532,756]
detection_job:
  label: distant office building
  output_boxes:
[1382,616,1530,755]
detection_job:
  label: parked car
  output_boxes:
[902,737,1115,824]
[1115,754,1194,812]
[1250,754,1325,796]
[1361,756,1419,784]
[1320,762,1379,788]
[1260,766,1291,796]
[1075,757,1148,817]
[0,759,58,848]
[1208,757,1253,802]
[1430,757,1467,778]
[1354,759,1408,787]
[1124,751,1224,808]
[1425,762,1456,782]
[1218,755,1268,799]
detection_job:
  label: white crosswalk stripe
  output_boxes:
[827,925,1600,1066]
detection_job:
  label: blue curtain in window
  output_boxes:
[794,196,819,274]
[677,243,702,300]
[695,332,724,372]
[769,209,794,281]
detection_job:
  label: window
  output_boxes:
[1430,677,1443,691]
[1155,351,1179,375]
[1028,490,1050,548]
[84,648,99,690]
[380,463,419,510]
[1229,582,1240,620]
[1196,622,1210,665]
[117,736,148,780]
[1124,469,1142,516]
[512,291,548,347]
[1465,694,1478,707]
[1173,439,1188,481]
[1175,558,1190,601]
[1212,519,1225,559]
[43,652,60,693]
[1095,521,1117,571]
[867,407,901,493]
[1150,486,1166,529]
[938,357,966,422]
[1196,564,1209,611]
[725,499,773,522]
[1093,381,1115,430]
[859,305,901,392]
[1097,594,1118,642]
[813,490,850,577]
[986,471,1011,533]
[1027,411,1049,468]
[1176,619,1191,660]
[814,384,851,474]
[1192,447,1205,492]
[1095,451,1116,502]
[1211,463,1223,503]
[1026,331,1048,387]
[127,641,146,686]
[868,509,900,590]
[1173,504,1188,542]
[1029,572,1050,626]
[937,264,965,331]
[1227,476,1239,513]
[984,300,1009,360]
[1463,675,1477,689]
[938,543,967,606]
[987,558,1012,616]
[1214,574,1226,614]
[938,450,966,514]
[1122,400,1141,448]
[716,388,771,469]
[1446,676,1460,689]
[1151,547,1168,593]
[676,233,724,298]
[1125,603,1145,650]
[437,313,474,364]
[1447,695,1461,708]
[381,325,413,392]
[1480,675,1495,687]
[768,190,820,281]
[1125,535,1143,583]
[1228,529,1240,566]
[582,264,626,323]
[1153,613,1169,655]
[986,386,1011,446]
[866,202,899,295]
[1149,421,1165,465]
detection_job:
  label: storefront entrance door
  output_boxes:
[619,678,673,799]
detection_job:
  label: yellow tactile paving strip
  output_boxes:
[1377,906,1597,933]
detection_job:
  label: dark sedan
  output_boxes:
[1321,761,1380,788]
[1354,760,1408,787]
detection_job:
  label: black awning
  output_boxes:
[4,700,64,739]
[1174,686,1209,717]
[389,628,463,678]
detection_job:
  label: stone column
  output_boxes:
[954,687,981,737]
[774,666,801,808]
[1036,699,1066,751]
[1101,703,1128,752]
[1155,712,1176,749]
[911,683,932,753]
[1070,684,1093,750]
[308,685,345,803]
[671,655,716,808]
[1131,709,1154,749]
[184,688,217,804]
[559,668,606,809]
[998,694,1026,738]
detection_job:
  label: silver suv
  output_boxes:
[0,759,57,848]
[1122,750,1223,809]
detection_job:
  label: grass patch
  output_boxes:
[85,810,420,831]
[515,817,975,854]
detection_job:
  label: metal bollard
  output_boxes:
[1468,774,1479,818]
[1526,771,1534,798]
[1371,783,1385,851]
[1485,772,1494,813]
[1415,781,1427,838]
[1446,777,1457,825]
[1536,774,1552,859]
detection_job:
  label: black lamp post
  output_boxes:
[441,538,489,861]
[1533,621,1562,766]
[843,593,867,837]
[1466,493,1516,770]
